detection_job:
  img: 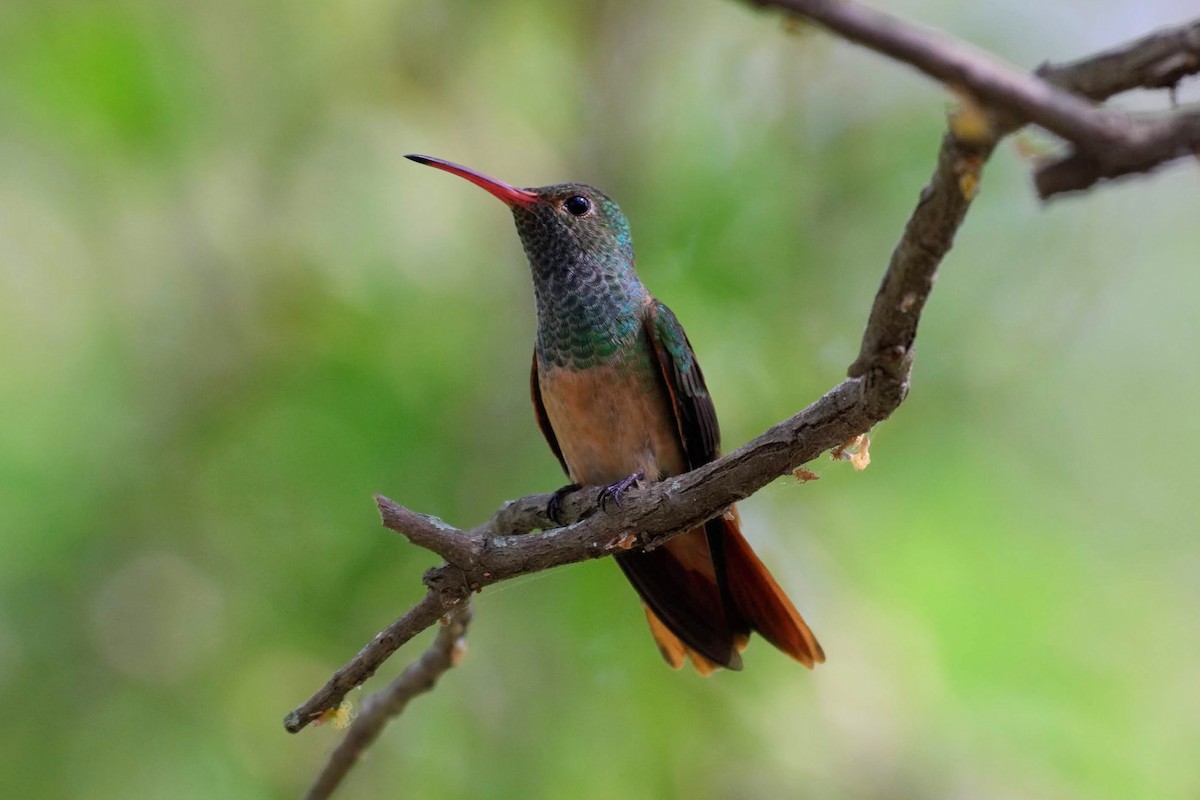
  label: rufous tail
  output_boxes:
[720,511,824,668]
[617,507,824,673]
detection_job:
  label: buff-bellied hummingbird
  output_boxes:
[406,154,824,673]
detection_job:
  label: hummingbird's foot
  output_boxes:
[547,483,581,527]
[599,470,645,513]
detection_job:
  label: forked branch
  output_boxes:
[754,1,1200,196]
[302,607,472,800]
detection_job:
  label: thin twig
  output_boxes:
[1033,106,1200,197]
[284,588,465,734]
[1035,20,1200,99]
[371,497,482,569]
[751,1,1200,196]
[302,607,473,800]
[752,0,1131,145]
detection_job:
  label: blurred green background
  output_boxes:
[2,0,1198,797]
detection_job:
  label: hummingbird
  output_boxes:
[406,154,824,674]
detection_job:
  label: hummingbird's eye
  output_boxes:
[563,195,592,217]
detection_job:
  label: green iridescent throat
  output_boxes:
[511,184,648,369]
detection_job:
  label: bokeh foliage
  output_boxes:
[2,0,1198,797]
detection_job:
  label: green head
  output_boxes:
[408,155,649,366]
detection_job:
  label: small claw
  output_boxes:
[547,483,581,526]
[599,470,645,513]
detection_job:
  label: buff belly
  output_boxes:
[537,356,687,487]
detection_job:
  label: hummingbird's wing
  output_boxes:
[530,352,569,477]
[643,302,825,670]
[637,302,749,669]
[644,302,720,467]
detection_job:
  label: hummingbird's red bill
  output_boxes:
[406,154,538,208]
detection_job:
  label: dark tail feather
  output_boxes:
[719,512,825,668]
[618,513,823,673]
[615,528,744,671]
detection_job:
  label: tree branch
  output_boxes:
[283,587,467,734]
[753,0,1129,144]
[1035,19,1200,99]
[289,5,1200,796]
[1032,106,1200,197]
[302,607,472,800]
[751,1,1200,196]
